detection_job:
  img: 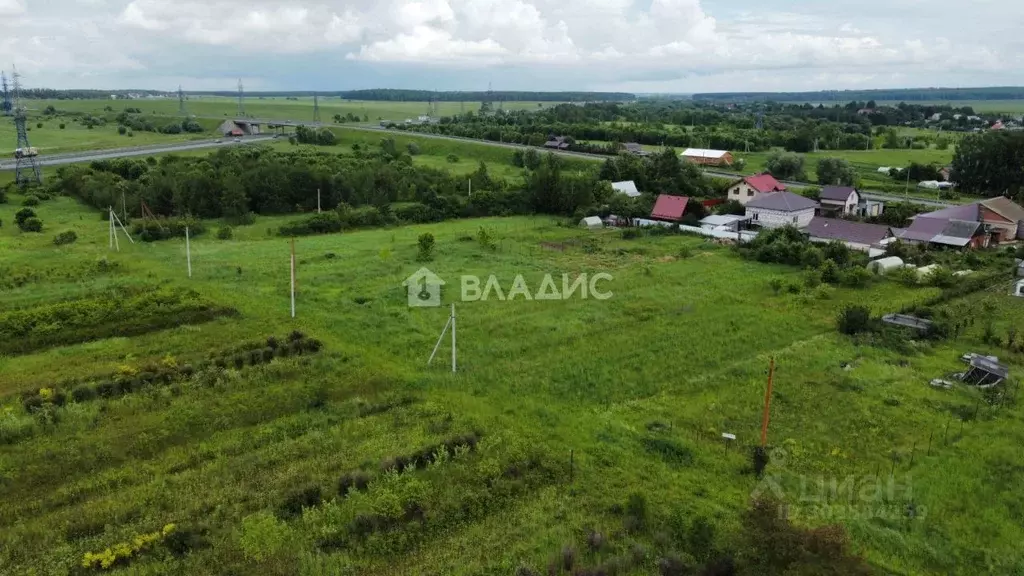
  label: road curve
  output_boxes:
[0,136,277,171]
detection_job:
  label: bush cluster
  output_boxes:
[22,332,323,415]
[0,285,235,356]
[15,208,42,232]
[53,230,78,245]
[131,217,206,242]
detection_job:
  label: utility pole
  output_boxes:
[760,357,775,447]
[178,85,187,116]
[313,93,321,124]
[237,78,245,117]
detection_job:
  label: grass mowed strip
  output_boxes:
[0,284,237,355]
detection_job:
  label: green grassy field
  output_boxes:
[2,187,1024,574]
[0,115,216,156]
[0,97,556,157]
[35,97,555,125]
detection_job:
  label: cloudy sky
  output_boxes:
[0,0,1020,94]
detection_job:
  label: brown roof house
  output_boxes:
[818,186,860,216]
[805,217,895,251]
[903,197,1024,245]
[745,191,819,229]
[680,148,733,166]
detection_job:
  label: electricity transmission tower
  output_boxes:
[313,93,321,123]
[1,72,11,116]
[11,68,41,187]
[236,78,245,117]
[177,85,187,116]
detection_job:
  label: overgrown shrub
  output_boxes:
[417,232,435,261]
[15,207,35,227]
[278,485,322,519]
[22,195,40,207]
[839,267,872,288]
[216,226,233,240]
[279,212,342,236]
[53,230,77,246]
[837,304,873,335]
[20,217,42,232]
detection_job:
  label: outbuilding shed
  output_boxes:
[867,256,905,274]
[579,216,603,229]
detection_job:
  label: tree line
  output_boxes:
[693,87,1024,103]
[337,89,634,102]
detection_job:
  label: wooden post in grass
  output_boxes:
[185,226,192,278]
[290,239,296,318]
[451,303,457,373]
[909,441,917,468]
[760,357,776,448]
[110,208,120,252]
[317,188,321,213]
[926,430,933,456]
[108,207,114,249]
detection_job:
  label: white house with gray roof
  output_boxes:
[745,191,819,229]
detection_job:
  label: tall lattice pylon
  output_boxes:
[178,85,187,116]
[236,78,245,117]
[11,68,41,187]
[313,93,321,123]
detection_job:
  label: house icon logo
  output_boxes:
[402,267,445,307]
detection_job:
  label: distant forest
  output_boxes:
[693,87,1024,103]
[335,89,634,102]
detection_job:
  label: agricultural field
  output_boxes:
[31,97,555,125]
[2,187,1024,574]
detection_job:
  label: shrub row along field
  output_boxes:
[2,187,1024,574]
[0,284,236,355]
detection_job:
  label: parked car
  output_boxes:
[233,137,242,143]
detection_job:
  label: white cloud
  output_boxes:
[0,0,25,16]
[0,0,1018,91]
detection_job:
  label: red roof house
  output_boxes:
[728,173,787,205]
[651,194,690,221]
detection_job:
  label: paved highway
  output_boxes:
[0,136,277,171]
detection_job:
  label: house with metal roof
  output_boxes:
[544,136,571,150]
[650,194,690,222]
[680,148,733,166]
[896,216,988,249]
[818,186,861,216]
[804,217,895,251]
[727,173,786,206]
[622,143,649,157]
[745,191,818,229]
[899,196,1024,246]
[611,180,642,198]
